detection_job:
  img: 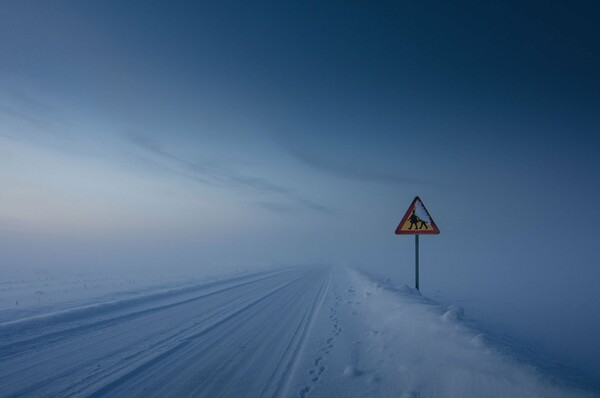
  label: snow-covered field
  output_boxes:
[0,267,595,397]
[0,266,257,323]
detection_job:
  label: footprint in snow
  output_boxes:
[368,375,381,384]
[400,391,421,398]
[343,365,362,377]
[299,386,310,397]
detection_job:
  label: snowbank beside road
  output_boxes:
[340,269,593,398]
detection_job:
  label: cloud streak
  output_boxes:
[280,140,426,185]
[0,88,65,133]
[127,133,331,214]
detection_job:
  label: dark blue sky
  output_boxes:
[1,0,599,277]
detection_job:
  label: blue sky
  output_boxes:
[1,1,599,279]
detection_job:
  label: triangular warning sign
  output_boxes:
[395,196,440,235]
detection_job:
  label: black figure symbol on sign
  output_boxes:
[408,209,429,230]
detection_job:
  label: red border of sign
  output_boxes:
[395,196,440,235]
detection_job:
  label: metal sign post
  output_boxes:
[395,196,439,291]
[415,234,419,290]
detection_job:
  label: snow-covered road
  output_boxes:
[0,267,594,397]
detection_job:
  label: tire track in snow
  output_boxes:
[264,270,330,398]
[0,269,293,359]
[86,274,309,398]
[92,267,330,398]
[71,275,310,397]
[0,268,321,397]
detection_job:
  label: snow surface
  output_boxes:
[0,265,261,323]
[0,267,595,397]
[414,200,432,224]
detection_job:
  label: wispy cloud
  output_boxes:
[0,87,67,135]
[0,132,20,141]
[127,133,331,214]
[254,201,296,214]
[0,105,52,130]
[280,141,425,185]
